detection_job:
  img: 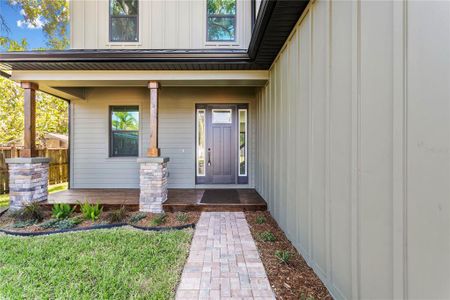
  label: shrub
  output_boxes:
[107,206,127,223]
[150,213,166,226]
[175,212,189,223]
[52,204,75,219]
[129,212,147,224]
[39,219,60,229]
[258,231,276,242]
[255,215,266,224]
[12,220,36,228]
[55,218,83,230]
[275,250,291,264]
[40,217,83,230]
[79,202,103,221]
[11,202,44,222]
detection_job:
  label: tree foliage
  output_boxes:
[7,0,69,50]
[0,77,68,145]
[0,0,69,145]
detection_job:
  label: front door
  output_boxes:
[196,104,242,184]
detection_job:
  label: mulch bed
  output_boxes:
[0,208,200,234]
[245,211,332,300]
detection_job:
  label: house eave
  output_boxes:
[0,0,309,71]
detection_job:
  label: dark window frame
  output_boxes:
[206,0,237,42]
[109,0,139,43]
[109,105,140,157]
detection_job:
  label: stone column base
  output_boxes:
[5,157,50,211]
[137,157,169,213]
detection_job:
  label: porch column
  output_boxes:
[138,81,169,213]
[6,82,50,211]
[147,81,160,157]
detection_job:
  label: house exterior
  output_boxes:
[1,0,449,299]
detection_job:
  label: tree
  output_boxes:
[0,0,69,145]
[6,0,69,50]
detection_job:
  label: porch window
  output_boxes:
[207,0,236,41]
[110,0,139,42]
[238,108,247,176]
[196,109,206,176]
[110,106,139,157]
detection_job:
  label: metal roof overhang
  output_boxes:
[0,0,309,72]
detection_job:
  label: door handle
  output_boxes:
[207,148,211,166]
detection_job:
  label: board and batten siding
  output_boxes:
[70,0,253,49]
[255,0,450,299]
[70,87,256,189]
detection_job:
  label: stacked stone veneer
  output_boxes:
[6,157,50,211]
[137,157,169,213]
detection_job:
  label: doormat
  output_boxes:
[200,189,240,204]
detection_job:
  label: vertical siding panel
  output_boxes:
[359,1,394,298]
[329,1,353,298]
[151,1,164,48]
[298,12,311,260]
[406,1,450,298]
[311,0,328,277]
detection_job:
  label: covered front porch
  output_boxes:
[44,188,267,212]
[5,70,269,212]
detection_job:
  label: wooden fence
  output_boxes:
[0,147,68,194]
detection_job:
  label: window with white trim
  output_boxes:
[110,0,139,42]
[207,0,236,42]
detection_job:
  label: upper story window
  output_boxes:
[207,0,236,42]
[110,0,139,42]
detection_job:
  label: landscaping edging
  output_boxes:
[0,222,195,237]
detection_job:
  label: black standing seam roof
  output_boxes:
[0,0,309,72]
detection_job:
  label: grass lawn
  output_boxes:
[0,228,192,299]
[0,182,68,207]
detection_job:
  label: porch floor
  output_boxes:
[45,188,267,212]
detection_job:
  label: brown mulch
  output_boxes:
[245,211,332,300]
[0,208,200,233]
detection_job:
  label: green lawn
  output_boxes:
[0,228,192,299]
[0,182,68,207]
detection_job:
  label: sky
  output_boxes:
[0,1,50,50]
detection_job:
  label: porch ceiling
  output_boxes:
[10,70,269,100]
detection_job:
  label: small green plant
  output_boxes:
[52,203,75,219]
[150,213,166,226]
[300,294,315,300]
[79,202,103,221]
[129,212,147,224]
[175,212,189,223]
[40,217,83,230]
[255,215,266,224]
[39,219,60,229]
[55,218,83,230]
[11,202,44,222]
[275,250,291,264]
[12,219,36,228]
[259,231,276,242]
[107,206,127,223]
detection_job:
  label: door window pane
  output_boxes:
[212,109,232,124]
[239,109,247,176]
[110,0,139,42]
[110,106,139,157]
[207,0,236,41]
[197,109,206,176]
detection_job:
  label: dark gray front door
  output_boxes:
[201,105,237,184]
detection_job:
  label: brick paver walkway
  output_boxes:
[176,212,275,300]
